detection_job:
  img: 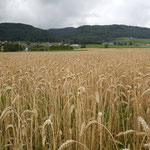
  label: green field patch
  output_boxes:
[86,44,144,48]
[116,37,150,44]
[50,45,74,51]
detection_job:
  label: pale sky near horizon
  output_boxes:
[0,0,150,29]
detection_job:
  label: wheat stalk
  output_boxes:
[58,140,89,150]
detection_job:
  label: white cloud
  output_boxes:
[0,0,150,29]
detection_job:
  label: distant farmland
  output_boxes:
[116,37,150,44]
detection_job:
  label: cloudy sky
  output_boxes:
[0,0,150,29]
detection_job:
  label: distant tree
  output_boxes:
[81,44,86,48]
[129,42,133,45]
[113,41,117,45]
[118,42,123,45]
[104,43,109,48]
[73,39,79,44]
[26,41,31,46]
[98,41,102,44]
[3,43,23,52]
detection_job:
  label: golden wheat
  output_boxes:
[0,48,150,149]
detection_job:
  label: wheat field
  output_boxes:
[0,48,150,150]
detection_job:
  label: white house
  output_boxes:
[25,47,29,52]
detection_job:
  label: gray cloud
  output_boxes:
[0,0,150,29]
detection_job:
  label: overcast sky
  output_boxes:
[0,0,150,29]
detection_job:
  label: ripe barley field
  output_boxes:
[1,48,150,150]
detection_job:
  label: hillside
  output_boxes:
[0,23,56,42]
[49,25,150,43]
[1,23,150,43]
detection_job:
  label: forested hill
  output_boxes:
[0,23,56,42]
[48,25,150,43]
[1,23,150,43]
